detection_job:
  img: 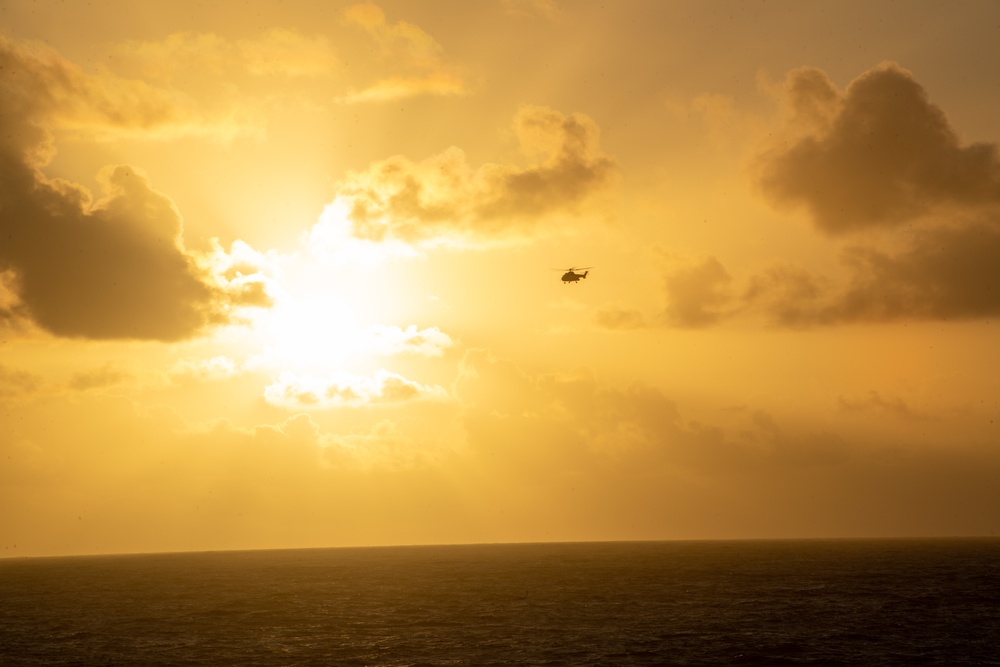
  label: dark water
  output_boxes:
[1,539,999,666]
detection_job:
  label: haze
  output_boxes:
[3,0,999,557]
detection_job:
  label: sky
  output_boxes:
[2,0,1000,558]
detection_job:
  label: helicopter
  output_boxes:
[557,266,592,283]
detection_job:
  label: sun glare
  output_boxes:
[309,198,420,265]
[251,293,371,373]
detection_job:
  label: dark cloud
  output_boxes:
[757,63,1000,235]
[1,160,229,340]
[660,222,1000,328]
[0,35,262,341]
[742,221,1000,325]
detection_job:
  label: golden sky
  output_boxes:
[3,0,1000,557]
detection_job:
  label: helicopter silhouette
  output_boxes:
[556,266,592,283]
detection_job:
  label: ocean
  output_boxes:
[1,539,998,665]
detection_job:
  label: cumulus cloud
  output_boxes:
[757,62,1000,235]
[312,105,616,246]
[0,161,257,340]
[369,324,454,356]
[0,36,269,341]
[264,369,450,410]
[655,63,1000,328]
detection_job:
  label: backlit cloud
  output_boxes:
[0,35,269,341]
[369,324,454,357]
[264,370,450,410]
[340,2,468,103]
[170,356,241,384]
[0,35,260,143]
[314,105,616,245]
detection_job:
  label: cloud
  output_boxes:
[69,364,132,392]
[737,221,1000,325]
[501,0,563,22]
[0,35,259,143]
[312,105,616,246]
[170,356,241,384]
[369,324,454,356]
[756,62,1000,235]
[653,64,1000,328]
[340,2,468,103]
[0,163,245,340]
[4,355,999,553]
[111,16,464,106]
[319,419,437,469]
[0,363,43,398]
[264,370,450,410]
[656,222,1000,327]
[453,349,858,476]
[336,73,467,104]
[662,256,736,328]
[0,36,269,341]
[205,239,277,309]
[113,29,341,81]
[594,306,646,331]
[838,391,937,422]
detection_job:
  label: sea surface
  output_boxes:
[1,539,998,666]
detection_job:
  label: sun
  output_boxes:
[229,196,438,379]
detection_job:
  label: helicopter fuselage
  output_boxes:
[561,270,588,283]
